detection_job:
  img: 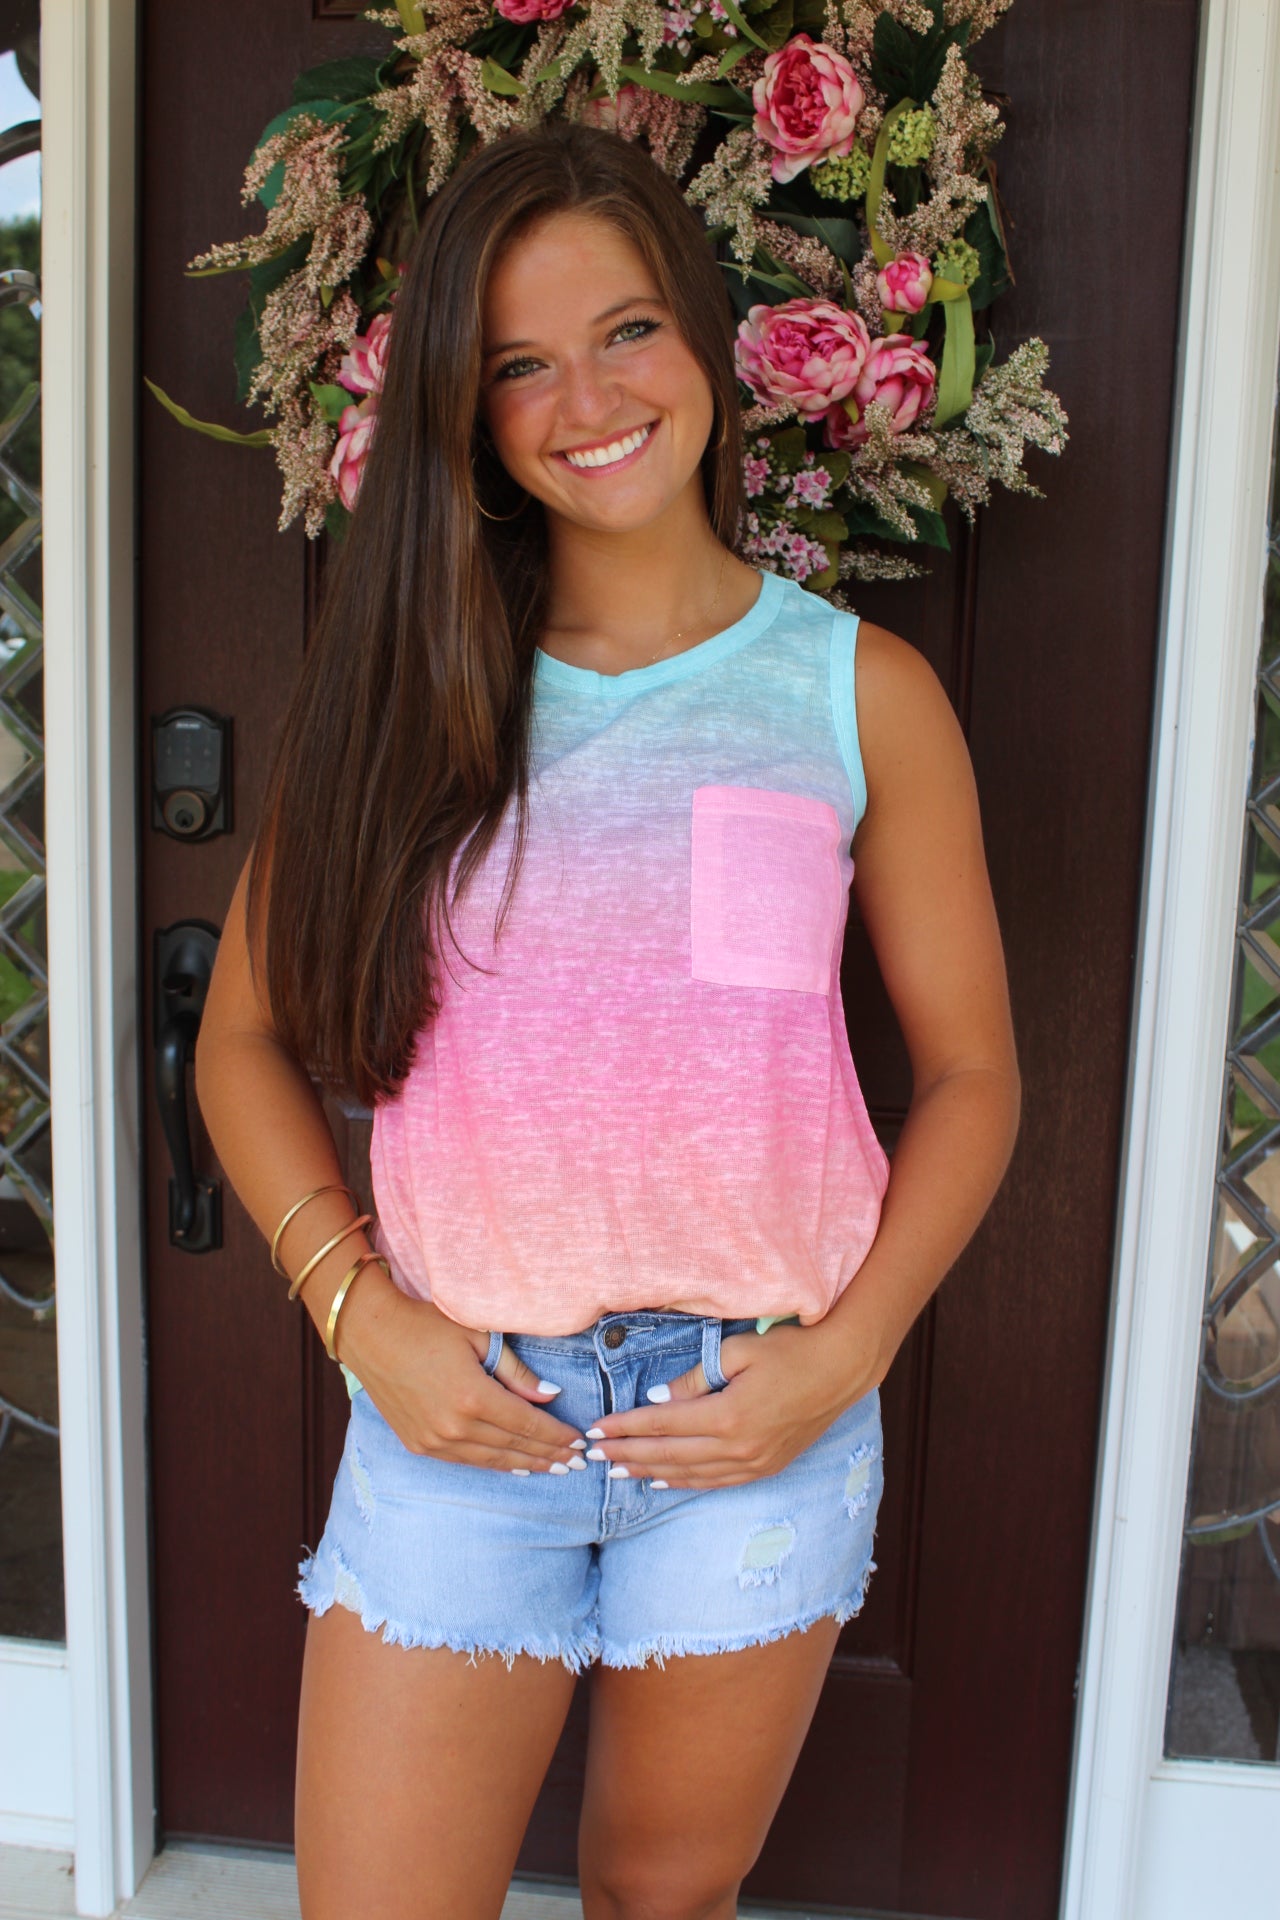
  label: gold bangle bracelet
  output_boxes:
[326,1253,390,1363]
[287,1212,373,1303]
[271,1183,359,1277]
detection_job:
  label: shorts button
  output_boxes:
[602,1325,627,1349]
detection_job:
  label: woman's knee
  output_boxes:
[579,1848,750,1920]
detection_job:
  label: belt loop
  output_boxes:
[701,1317,727,1391]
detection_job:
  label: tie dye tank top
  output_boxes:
[361,566,890,1365]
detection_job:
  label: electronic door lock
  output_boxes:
[151,706,232,840]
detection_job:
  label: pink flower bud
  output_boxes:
[328,395,377,510]
[876,252,934,316]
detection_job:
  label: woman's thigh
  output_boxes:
[578,1617,843,1920]
[295,1602,576,1920]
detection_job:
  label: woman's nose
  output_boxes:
[558,354,625,427]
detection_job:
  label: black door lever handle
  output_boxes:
[153,921,223,1251]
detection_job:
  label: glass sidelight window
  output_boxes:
[1165,343,1280,1763]
[0,0,55,1645]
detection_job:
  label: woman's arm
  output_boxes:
[586,621,1021,1486]
[194,847,585,1472]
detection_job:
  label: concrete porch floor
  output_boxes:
[0,1843,827,1920]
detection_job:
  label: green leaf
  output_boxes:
[865,98,916,267]
[324,498,351,543]
[763,210,861,268]
[758,0,796,49]
[616,64,746,108]
[933,289,975,425]
[395,0,425,30]
[870,0,968,101]
[144,376,272,445]
[900,460,948,510]
[309,381,354,423]
[716,38,756,77]
[973,338,995,383]
[908,504,950,549]
[794,508,848,541]
[718,0,770,48]
[480,56,526,96]
[963,194,1011,312]
[752,247,817,298]
[770,426,810,469]
[292,58,385,107]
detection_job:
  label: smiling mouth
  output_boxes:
[555,419,658,471]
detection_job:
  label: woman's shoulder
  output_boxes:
[851,618,972,808]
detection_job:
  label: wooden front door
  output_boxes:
[137,4,1201,1913]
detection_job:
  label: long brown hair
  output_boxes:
[246,120,747,1108]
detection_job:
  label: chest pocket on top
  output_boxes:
[690,785,845,995]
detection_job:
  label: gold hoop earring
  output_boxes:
[475,489,530,521]
[471,449,531,521]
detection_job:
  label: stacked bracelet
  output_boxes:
[270,1182,359,1276]
[286,1212,373,1302]
[325,1252,389,1363]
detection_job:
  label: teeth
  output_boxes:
[563,422,652,469]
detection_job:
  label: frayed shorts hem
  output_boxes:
[297,1541,877,1675]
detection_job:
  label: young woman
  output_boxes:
[196,119,1020,1920]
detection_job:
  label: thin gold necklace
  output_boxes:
[644,547,730,666]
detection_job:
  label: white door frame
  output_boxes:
[33,0,152,1913]
[16,1,1280,1917]
[1061,2,1280,1917]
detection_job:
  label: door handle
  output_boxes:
[153,920,223,1252]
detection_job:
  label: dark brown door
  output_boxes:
[137,3,1201,1913]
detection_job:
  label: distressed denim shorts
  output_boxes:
[296,1309,883,1670]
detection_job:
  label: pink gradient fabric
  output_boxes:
[368,568,890,1337]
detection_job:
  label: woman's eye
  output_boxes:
[614,317,660,343]
[494,355,540,382]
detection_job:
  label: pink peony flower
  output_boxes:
[751,34,864,184]
[735,298,871,422]
[328,394,377,509]
[495,0,573,20]
[876,252,934,316]
[336,310,392,397]
[822,335,938,449]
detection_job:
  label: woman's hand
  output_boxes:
[339,1284,586,1475]
[582,1318,882,1489]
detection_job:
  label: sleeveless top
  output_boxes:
[350,567,890,1391]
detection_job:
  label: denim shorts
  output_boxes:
[296,1309,883,1671]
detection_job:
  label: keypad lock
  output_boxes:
[151,706,232,840]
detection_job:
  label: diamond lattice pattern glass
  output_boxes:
[1165,345,1280,1762]
[0,6,59,1645]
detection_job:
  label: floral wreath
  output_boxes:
[148,0,1067,599]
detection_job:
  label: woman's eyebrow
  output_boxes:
[483,295,666,358]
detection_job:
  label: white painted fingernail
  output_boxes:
[585,1427,606,1440]
[646,1384,672,1403]
[608,1465,631,1480]
[538,1380,562,1395]
[511,1468,531,1477]
[569,1438,588,1450]
[549,1461,570,1475]
[567,1454,587,1470]
[650,1479,670,1490]
[586,1447,608,1461]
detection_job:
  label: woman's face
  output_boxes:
[476,208,717,535]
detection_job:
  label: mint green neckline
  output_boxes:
[533,567,784,696]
